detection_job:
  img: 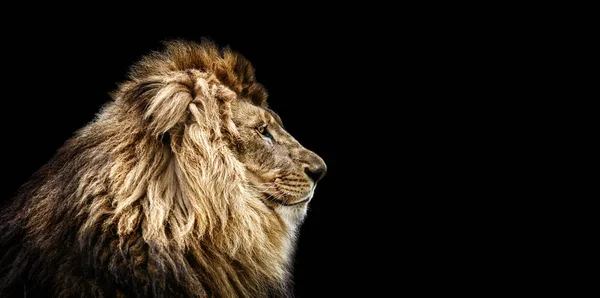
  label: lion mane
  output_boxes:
[0,40,300,297]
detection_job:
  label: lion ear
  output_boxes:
[119,74,195,137]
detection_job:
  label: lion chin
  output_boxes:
[266,189,316,225]
[0,39,326,298]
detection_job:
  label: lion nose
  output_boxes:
[304,165,327,183]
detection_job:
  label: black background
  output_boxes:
[0,24,406,296]
[0,12,515,296]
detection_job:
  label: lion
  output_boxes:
[0,39,326,297]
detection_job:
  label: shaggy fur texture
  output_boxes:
[0,40,326,297]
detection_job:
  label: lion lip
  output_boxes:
[279,198,310,206]
[261,186,314,207]
[266,196,311,207]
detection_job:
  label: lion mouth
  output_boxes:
[272,197,310,206]
[258,184,315,207]
[261,192,311,207]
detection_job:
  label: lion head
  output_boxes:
[0,40,326,297]
[230,98,327,217]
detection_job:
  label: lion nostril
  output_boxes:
[304,166,326,183]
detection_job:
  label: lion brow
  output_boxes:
[265,108,284,128]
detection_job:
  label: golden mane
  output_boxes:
[0,40,296,297]
[122,39,268,107]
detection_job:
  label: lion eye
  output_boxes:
[257,124,274,140]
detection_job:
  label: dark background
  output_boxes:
[0,26,405,296]
[0,13,524,296]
